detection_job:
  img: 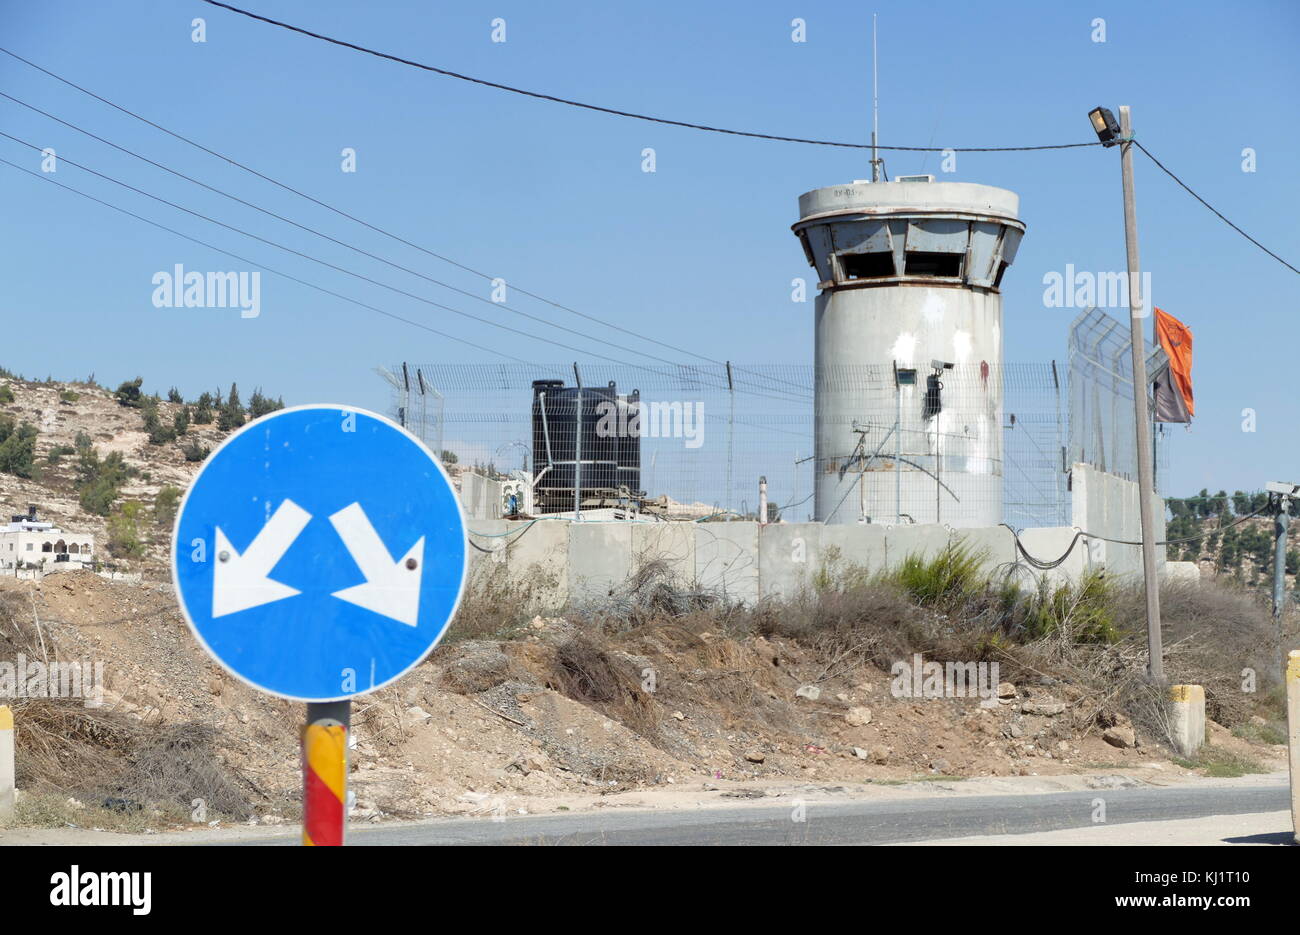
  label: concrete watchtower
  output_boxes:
[792,177,1025,527]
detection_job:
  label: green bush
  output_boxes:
[0,383,13,403]
[106,502,145,559]
[154,485,182,527]
[0,417,38,478]
[114,377,144,408]
[181,439,210,463]
[888,544,986,608]
[46,444,75,465]
[59,389,80,404]
[75,448,134,516]
[167,387,184,404]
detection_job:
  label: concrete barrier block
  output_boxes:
[951,525,1017,578]
[568,522,634,605]
[631,523,696,587]
[820,524,888,577]
[883,524,950,569]
[506,519,569,610]
[694,522,759,605]
[758,523,822,601]
[1015,526,1086,590]
[1167,684,1206,757]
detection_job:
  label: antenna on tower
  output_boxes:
[870,13,884,182]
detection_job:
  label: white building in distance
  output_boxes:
[0,506,95,570]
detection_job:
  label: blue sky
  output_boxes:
[2,0,1297,498]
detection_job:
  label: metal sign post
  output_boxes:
[303,700,350,846]
[172,405,468,846]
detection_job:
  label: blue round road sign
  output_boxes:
[171,405,467,701]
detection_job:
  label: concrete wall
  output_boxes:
[1070,462,1165,579]
[481,518,1085,613]
[458,461,1165,611]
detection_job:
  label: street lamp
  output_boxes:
[1089,104,1162,681]
[1088,106,1122,146]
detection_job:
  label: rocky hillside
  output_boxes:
[0,371,271,576]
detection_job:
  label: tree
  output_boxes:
[173,408,190,436]
[440,450,459,465]
[248,388,284,419]
[154,485,182,527]
[193,392,215,424]
[76,448,133,516]
[218,383,244,431]
[167,387,184,403]
[114,377,144,408]
[106,501,145,559]
[0,418,37,477]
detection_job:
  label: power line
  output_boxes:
[1134,140,1300,277]
[0,131,806,403]
[0,157,538,365]
[0,92,812,400]
[195,1,1101,154]
[1003,504,1272,570]
[0,47,812,400]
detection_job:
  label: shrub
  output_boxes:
[59,389,80,404]
[46,444,75,465]
[167,387,184,403]
[0,418,38,478]
[0,383,13,403]
[173,408,190,436]
[181,439,210,462]
[888,543,986,608]
[106,501,145,559]
[76,449,134,516]
[114,377,144,408]
[154,485,182,527]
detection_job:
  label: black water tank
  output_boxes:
[530,379,640,510]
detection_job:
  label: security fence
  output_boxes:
[1067,306,1172,488]
[383,360,1076,528]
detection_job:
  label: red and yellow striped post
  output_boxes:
[302,701,349,846]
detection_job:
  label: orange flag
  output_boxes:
[1153,307,1193,422]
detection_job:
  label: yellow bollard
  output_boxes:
[0,705,13,824]
[1167,684,1205,757]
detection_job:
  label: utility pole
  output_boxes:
[1118,105,1164,682]
[1267,482,1299,621]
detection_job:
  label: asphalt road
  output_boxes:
[234,781,1292,846]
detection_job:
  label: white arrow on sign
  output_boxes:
[329,502,424,627]
[213,499,312,618]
